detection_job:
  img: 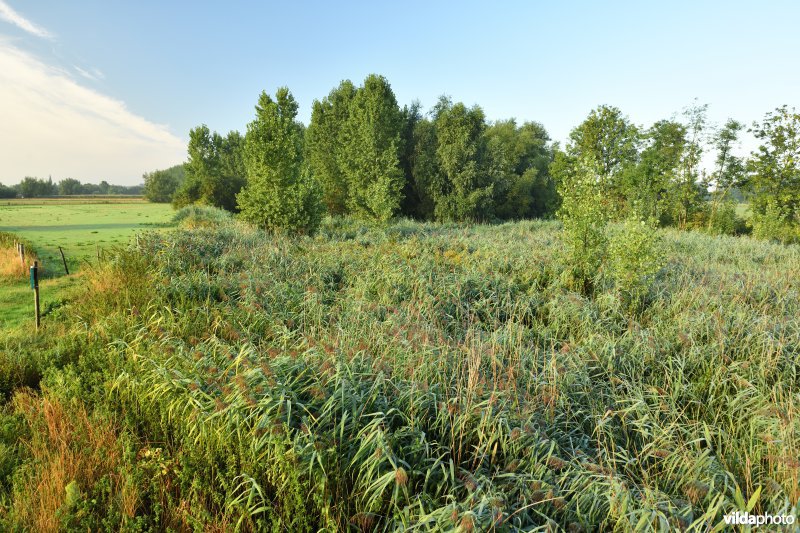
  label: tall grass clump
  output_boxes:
[172,205,233,228]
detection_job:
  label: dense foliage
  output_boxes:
[142,164,185,203]
[173,126,246,211]
[0,213,797,530]
[237,88,322,234]
[165,74,799,245]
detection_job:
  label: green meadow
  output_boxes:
[0,199,174,330]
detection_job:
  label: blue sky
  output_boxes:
[1,1,798,185]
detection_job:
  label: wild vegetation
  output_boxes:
[2,73,799,530]
[139,75,800,244]
[0,209,797,530]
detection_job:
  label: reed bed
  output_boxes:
[1,214,798,530]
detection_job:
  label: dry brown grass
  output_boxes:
[9,391,138,532]
[0,246,33,278]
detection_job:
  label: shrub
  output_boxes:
[752,201,799,244]
[172,205,232,228]
[557,157,611,293]
[704,201,749,236]
[607,216,663,309]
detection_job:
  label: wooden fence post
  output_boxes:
[58,246,69,275]
[19,243,25,267]
[30,261,40,331]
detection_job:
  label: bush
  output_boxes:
[557,157,610,293]
[607,217,663,309]
[704,201,749,236]
[172,205,232,228]
[752,201,799,244]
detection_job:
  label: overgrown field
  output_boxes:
[0,213,798,531]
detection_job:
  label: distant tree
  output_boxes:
[746,105,800,241]
[307,80,356,215]
[109,184,144,195]
[407,115,440,220]
[704,119,745,231]
[18,176,56,197]
[174,125,244,211]
[58,178,83,195]
[217,131,247,200]
[237,88,322,234]
[98,180,110,195]
[144,164,185,203]
[431,97,493,222]
[673,101,709,228]
[621,119,687,223]
[398,101,425,218]
[486,119,556,219]
[0,183,16,199]
[339,74,404,222]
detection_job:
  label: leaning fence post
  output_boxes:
[58,246,69,275]
[19,243,25,267]
[30,261,40,331]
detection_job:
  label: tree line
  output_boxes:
[144,74,800,242]
[0,176,143,198]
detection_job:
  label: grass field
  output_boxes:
[0,200,174,330]
[0,209,797,531]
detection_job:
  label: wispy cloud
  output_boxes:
[0,42,185,184]
[0,1,53,40]
[74,65,102,82]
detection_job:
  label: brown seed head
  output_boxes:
[395,467,408,486]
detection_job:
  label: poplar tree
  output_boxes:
[237,88,322,234]
[432,97,493,222]
[307,80,356,215]
[339,74,404,222]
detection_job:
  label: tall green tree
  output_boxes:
[673,101,709,228]
[621,120,687,222]
[704,119,745,230]
[339,74,404,222]
[306,80,356,215]
[143,164,186,203]
[406,115,440,220]
[398,101,425,218]
[431,97,493,222]
[564,105,640,215]
[218,131,247,194]
[237,88,322,234]
[486,119,556,219]
[174,125,245,211]
[746,105,800,239]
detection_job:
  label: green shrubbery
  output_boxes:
[172,205,232,228]
[607,217,663,308]
[752,201,799,244]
